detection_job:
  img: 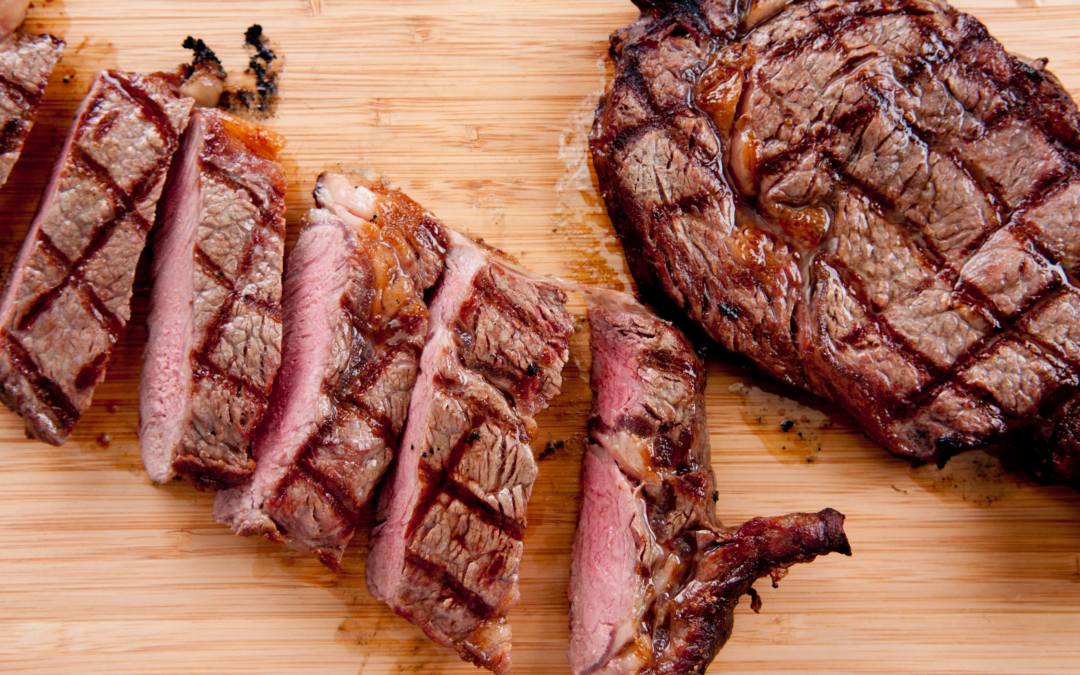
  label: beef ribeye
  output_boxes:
[569,288,850,675]
[214,173,447,568]
[591,0,1080,484]
[0,70,192,444]
[0,31,64,188]
[140,108,286,489]
[367,230,575,674]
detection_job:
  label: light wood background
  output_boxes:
[1,0,1079,673]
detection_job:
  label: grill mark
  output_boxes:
[69,147,153,232]
[405,391,523,540]
[73,277,124,337]
[108,71,179,152]
[202,160,274,217]
[0,72,38,106]
[0,335,79,431]
[0,118,28,156]
[189,351,268,407]
[193,238,281,326]
[442,479,526,542]
[403,550,497,622]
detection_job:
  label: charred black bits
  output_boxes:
[526,363,539,377]
[747,586,762,613]
[717,302,740,320]
[469,431,481,442]
[220,24,282,117]
[780,419,794,432]
[539,439,564,460]
[182,36,224,74]
[711,490,719,502]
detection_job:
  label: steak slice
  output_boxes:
[366,230,574,674]
[591,0,1080,484]
[0,31,64,187]
[214,173,447,568]
[140,108,286,489]
[0,70,192,444]
[569,289,850,675]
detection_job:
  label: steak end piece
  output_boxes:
[140,108,286,489]
[0,31,64,187]
[0,69,193,444]
[568,289,849,675]
[367,230,574,674]
[213,173,447,568]
[591,0,1080,483]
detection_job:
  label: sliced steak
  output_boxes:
[367,230,574,675]
[591,0,1080,484]
[569,289,850,675]
[140,108,286,489]
[0,70,192,444]
[214,173,447,568]
[0,31,63,187]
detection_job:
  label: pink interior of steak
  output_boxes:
[0,70,192,444]
[368,230,573,675]
[568,446,647,675]
[139,113,204,482]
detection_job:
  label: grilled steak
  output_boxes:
[591,0,1080,484]
[569,288,850,675]
[367,230,575,674]
[214,173,447,568]
[0,31,63,187]
[0,70,192,444]
[140,108,286,489]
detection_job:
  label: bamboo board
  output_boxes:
[1,0,1079,673]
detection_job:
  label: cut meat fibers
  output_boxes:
[569,289,850,675]
[367,230,575,675]
[591,0,1080,487]
[214,173,447,569]
[0,70,192,444]
[0,31,64,187]
[140,108,286,489]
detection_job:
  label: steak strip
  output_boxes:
[367,230,575,674]
[140,108,286,489]
[0,70,192,443]
[569,288,850,675]
[590,0,1080,486]
[214,173,447,568]
[0,31,64,188]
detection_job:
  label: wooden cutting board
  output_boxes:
[2,0,1079,673]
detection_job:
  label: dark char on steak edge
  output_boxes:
[214,172,447,569]
[591,0,1080,486]
[569,288,849,675]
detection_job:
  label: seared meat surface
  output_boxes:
[591,0,1080,483]
[0,70,192,444]
[140,108,286,489]
[214,173,446,568]
[367,231,574,675]
[0,31,63,187]
[569,289,849,675]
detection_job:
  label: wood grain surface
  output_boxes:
[1,0,1079,673]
